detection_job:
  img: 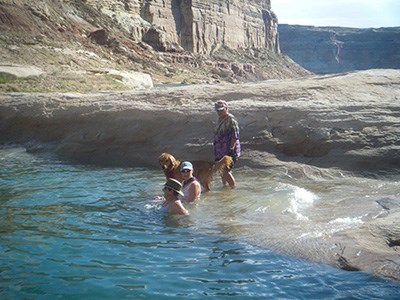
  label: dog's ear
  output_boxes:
[169,155,176,166]
[159,154,169,168]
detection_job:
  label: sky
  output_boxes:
[272,0,400,28]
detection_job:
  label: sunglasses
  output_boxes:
[163,187,172,191]
[181,169,191,173]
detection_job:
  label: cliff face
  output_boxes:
[86,0,279,54]
[279,24,400,74]
[190,0,279,54]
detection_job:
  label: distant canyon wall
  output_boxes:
[279,24,400,74]
[86,0,279,54]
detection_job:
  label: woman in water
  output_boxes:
[179,161,201,203]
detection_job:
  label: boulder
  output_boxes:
[107,69,153,89]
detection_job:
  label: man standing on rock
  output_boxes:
[213,100,241,188]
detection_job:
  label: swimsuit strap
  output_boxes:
[183,176,196,187]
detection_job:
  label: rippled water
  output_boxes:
[1,147,399,299]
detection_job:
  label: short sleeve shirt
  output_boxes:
[213,113,240,160]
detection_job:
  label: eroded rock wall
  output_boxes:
[85,0,279,54]
[189,0,278,54]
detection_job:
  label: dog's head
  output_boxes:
[159,152,178,171]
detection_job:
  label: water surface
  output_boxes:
[0,147,399,299]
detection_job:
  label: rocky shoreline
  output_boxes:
[1,69,399,170]
[1,69,400,280]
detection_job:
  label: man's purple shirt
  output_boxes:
[213,113,241,160]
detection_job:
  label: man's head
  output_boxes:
[214,100,228,118]
[214,100,227,111]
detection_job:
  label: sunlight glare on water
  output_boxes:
[0,147,399,299]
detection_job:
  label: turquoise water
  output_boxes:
[0,147,399,299]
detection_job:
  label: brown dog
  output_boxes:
[158,152,233,192]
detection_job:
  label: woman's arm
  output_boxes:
[186,182,200,202]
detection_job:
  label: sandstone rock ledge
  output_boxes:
[1,69,400,280]
[1,69,399,172]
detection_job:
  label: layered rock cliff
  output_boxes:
[86,0,279,54]
[0,0,306,92]
[279,24,400,74]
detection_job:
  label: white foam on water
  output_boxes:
[144,203,159,210]
[255,206,268,213]
[328,216,366,233]
[329,216,364,225]
[298,215,366,240]
[298,231,324,239]
[284,186,318,221]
